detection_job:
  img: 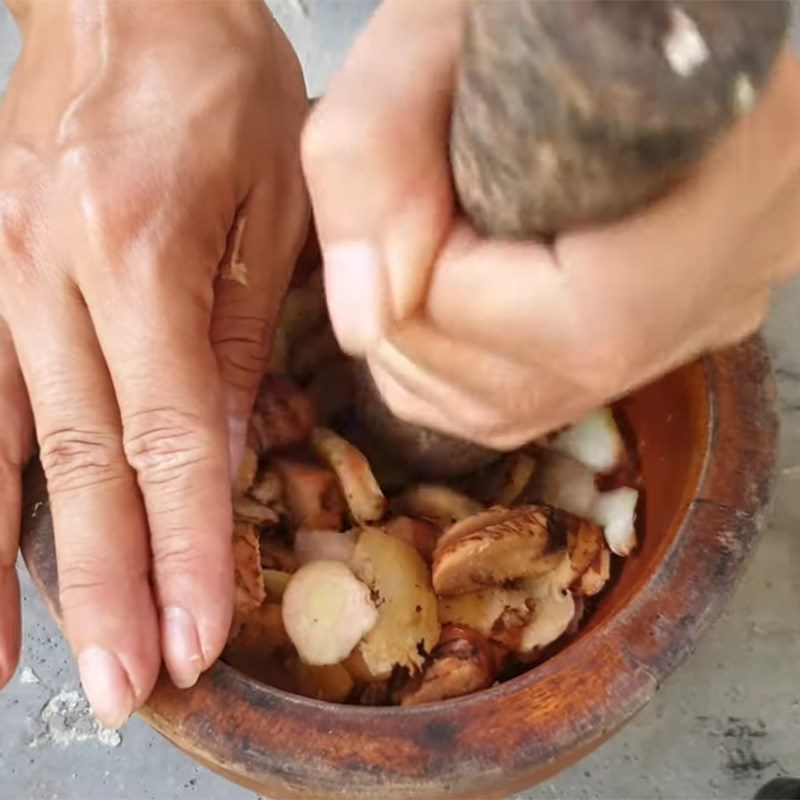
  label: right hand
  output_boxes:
[303,0,800,450]
[0,0,308,726]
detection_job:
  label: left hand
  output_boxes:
[0,0,308,726]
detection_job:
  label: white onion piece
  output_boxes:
[294,529,356,565]
[591,487,638,556]
[537,452,598,518]
[520,590,576,654]
[543,408,624,473]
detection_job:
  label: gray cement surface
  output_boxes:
[1,3,798,799]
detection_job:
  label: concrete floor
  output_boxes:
[1,3,798,799]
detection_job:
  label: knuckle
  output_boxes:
[61,145,155,256]
[154,533,201,571]
[0,191,32,260]
[151,529,220,579]
[216,346,268,391]
[60,142,95,178]
[83,191,147,256]
[213,313,270,347]
[212,316,270,391]
[58,557,119,612]
[123,407,220,487]
[39,427,127,494]
[60,145,104,197]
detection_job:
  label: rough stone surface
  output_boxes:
[0,2,798,799]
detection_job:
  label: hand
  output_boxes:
[0,0,308,725]
[302,0,800,450]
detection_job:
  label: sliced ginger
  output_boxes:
[432,505,566,597]
[476,452,537,507]
[350,527,440,680]
[233,447,259,498]
[398,625,495,707]
[437,551,578,657]
[233,496,281,527]
[282,560,378,666]
[251,375,315,453]
[291,660,355,703]
[383,516,438,563]
[262,569,291,602]
[294,529,356,565]
[233,522,266,614]
[567,520,612,597]
[249,468,283,507]
[516,591,577,655]
[312,427,386,525]
[393,484,484,527]
[274,459,346,529]
[438,587,530,639]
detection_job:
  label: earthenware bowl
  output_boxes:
[20,336,778,800]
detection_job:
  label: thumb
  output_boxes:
[301,0,463,357]
[212,181,309,477]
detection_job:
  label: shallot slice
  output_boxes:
[393,484,484,527]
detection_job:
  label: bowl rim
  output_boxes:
[20,336,778,800]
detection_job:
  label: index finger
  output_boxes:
[302,0,463,354]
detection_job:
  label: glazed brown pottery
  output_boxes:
[20,336,778,800]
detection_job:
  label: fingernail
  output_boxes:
[161,606,204,689]
[78,647,134,729]
[323,242,390,356]
[227,416,247,486]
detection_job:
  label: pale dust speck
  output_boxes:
[663,9,710,77]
